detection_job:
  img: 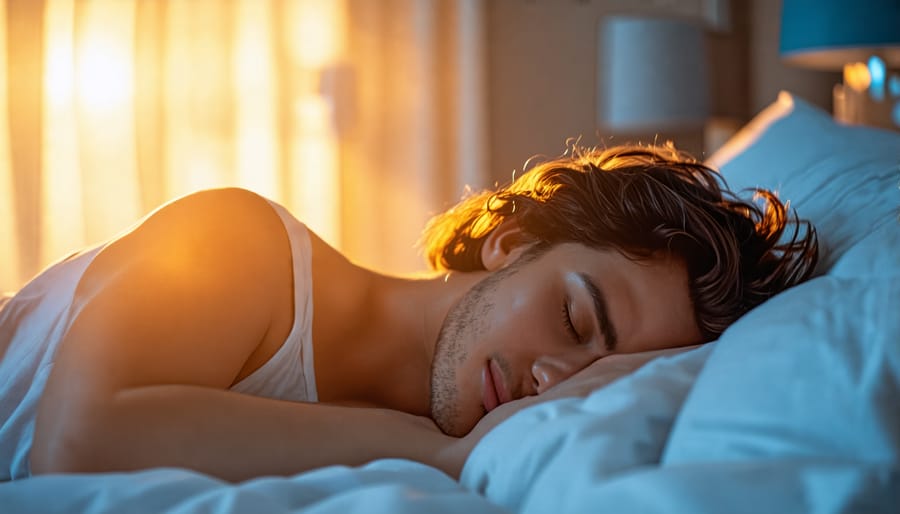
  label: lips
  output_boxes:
[482,359,511,413]
[482,363,499,412]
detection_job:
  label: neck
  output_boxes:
[321,268,486,416]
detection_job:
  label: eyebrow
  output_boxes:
[576,272,619,351]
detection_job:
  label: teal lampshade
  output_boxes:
[780,0,900,70]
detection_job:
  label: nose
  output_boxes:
[531,351,595,394]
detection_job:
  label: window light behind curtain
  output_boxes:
[0,0,488,293]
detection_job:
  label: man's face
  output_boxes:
[429,242,702,436]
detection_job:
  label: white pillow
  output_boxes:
[664,274,900,465]
[460,346,712,513]
[707,91,900,274]
[666,91,900,471]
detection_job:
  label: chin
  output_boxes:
[431,403,480,437]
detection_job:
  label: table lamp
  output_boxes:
[780,0,900,129]
[596,16,709,134]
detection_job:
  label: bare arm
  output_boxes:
[30,189,455,481]
[36,383,453,481]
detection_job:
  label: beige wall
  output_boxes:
[486,0,603,186]
[485,0,837,187]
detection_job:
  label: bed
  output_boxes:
[1,92,898,513]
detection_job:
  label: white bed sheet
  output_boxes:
[0,460,509,514]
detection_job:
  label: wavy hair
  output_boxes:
[420,143,818,340]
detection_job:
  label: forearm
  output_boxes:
[32,385,456,482]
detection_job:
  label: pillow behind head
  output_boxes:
[706,91,900,275]
[667,92,900,478]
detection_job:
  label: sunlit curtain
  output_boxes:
[0,0,487,292]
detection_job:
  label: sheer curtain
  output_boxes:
[0,0,487,292]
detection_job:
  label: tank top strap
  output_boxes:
[228,200,317,402]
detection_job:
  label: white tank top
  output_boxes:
[229,201,318,402]
[0,198,317,481]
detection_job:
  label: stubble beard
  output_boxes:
[429,272,497,437]
[428,247,544,436]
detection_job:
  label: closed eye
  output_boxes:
[561,299,581,344]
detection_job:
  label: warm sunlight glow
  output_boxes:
[184,140,229,193]
[78,0,141,242]
[41,0,141,263]
[0,0,20,291]
[45,32,74,108]
[42,0,85,263]
[234,0,280,200]
[76,39,132,110]
[12,0,354,289]
[163,0,232,199]
[291,95,341,246]
[284,0,346,248]
[288,0,347,67]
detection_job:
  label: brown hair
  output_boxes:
[420,143,818,341]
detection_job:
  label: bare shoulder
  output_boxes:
[59,187,296,390]
[128,187,284,252]
[83,187,288,290]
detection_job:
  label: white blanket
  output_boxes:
[0,460,507,514]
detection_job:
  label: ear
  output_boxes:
[481,220,529,271]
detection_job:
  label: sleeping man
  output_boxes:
[0,144,818,482]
